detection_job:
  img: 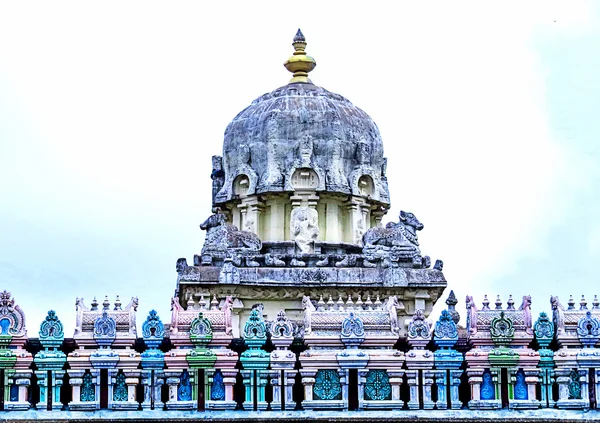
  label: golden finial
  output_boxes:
[284,29,316,84]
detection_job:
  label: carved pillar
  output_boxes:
[389,370,404,404]
[324,200,340,242]
[301,370,316,402]
[449,369,463,409]
[240,369,253,409]
[256,370,269,411]
[467,368,483,405]
[164,370,182,410]
[434,370,447,410]
[284,369,297,410]
[554,367,571,406]
[405,369,419,410]
[239,196,264,236]
[423,370,435,409]
[35,371,47,410]
[222,369,238,405]
[6,371,32,411]
[345,196,365,245]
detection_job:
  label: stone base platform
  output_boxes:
[3,409,600,423]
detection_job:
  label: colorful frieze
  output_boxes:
[433,309,462,410]
[299,294,404,411]
[166,294,237,410]
[552,295,600,410]
[465,295,539,410]
[67,296,140,411]
[140,310,165,410]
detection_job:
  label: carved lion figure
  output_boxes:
[466,295,478,335]
[200,212,262,253]
[519,295,533,335]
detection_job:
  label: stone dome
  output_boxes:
[214,82,390,205]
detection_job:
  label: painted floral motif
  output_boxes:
[313,369,342,401]
[270,310,294,339]
[113,371,128,402]
[341,312,365,337]
[211,369,225,401]
[243,308,267,340]
[142,310,164,340]
[93,311,116,339]
[0,291,26,337]
[514,369,528,400]
[481,370,495,400]
[39,310,64,341]
[178,369,192,401]
[81,371,95,402]
[407,309,431,340]
[577,311,600,347]
[568,370,582,400]
[364,369,391,401]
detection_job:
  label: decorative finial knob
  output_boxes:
[284,29,317,84]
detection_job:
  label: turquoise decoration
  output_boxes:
[534,312,554,343]
[577,311,600,347]
[313,369,342,401]
[240,308,269,369]
[211,370,225,401]
[480,370,495,400]
[568,370,582,399]
[141,310,165,370]
[514,369,528,400]
[178,370,192,401]
[81,371,95,402]
[113,371,128,402]
[434,309,458,347]
[39,310,64,347]
[142,310,164,348]
[364,370,391,401]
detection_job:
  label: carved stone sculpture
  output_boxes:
[291,207,319,253]
[200,212,262,254]
[363,210,423,249]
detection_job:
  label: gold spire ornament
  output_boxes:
[284,29,317,84]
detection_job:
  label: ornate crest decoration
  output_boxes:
[407,309,431,340]
[270,310,294,339]
[38,310,64,348]
[434,309,458,347]
[243,308,267,342]
[93,311,117,347]
[534,311,554,348]
[341,312,365,348]
[0,290,26,337]
[189,312,213,348]
[490,311,515,346]
[577,310,600,347]
[141,310,165,369]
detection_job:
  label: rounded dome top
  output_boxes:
[213,30,389,207]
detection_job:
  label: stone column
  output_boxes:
[339,369,348,408]
[240,369,253,410]
[423,370,435,409]
[434,370,447,410]
[524,368,540,404]
[270,370,282,411]
[467,368,483,406]
[554,367,571,407]
[580,368,590,408]
[35,371,48,410]
[6,371,32,411]
[141,370,152,410]
[405,369,419,409]
[123,369,140,410]
[345,197,365,245]
[222,369,238,405]
[256,370,269,411]
[389,370,404,405]
[449,369,463,410]
[164,370,181,410]
[153,371,165,410]
[52,371,65,410]
[67,370,83,408]
[300,370,316,402]
[284,369,297,410]
[324,200,340,242]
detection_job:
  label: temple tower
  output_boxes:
[176,30,447,335]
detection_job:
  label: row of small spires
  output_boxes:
[89,295,123,311]
[478,294,600,310]
[186,294,221,311]
[315,294,385,312]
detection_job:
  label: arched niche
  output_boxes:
[233,174,251,197]
[291,168,319,190]
[357,174,374,196]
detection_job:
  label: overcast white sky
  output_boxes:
[1,1,599,335]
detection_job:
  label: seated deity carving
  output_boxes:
[200,212,262,254]
[291,207,319,254]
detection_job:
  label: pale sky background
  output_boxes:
[1,1,599,335]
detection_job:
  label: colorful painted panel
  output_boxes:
[113,371,128,402]
[313,369,342,401]
[481,370,495,400]
[211,369,225,401]
[81,371,95,402]
[364,369,391,401]
[178,370,192,401]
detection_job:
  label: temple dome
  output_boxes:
[214,82,389,204]
[210,30,390,245]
